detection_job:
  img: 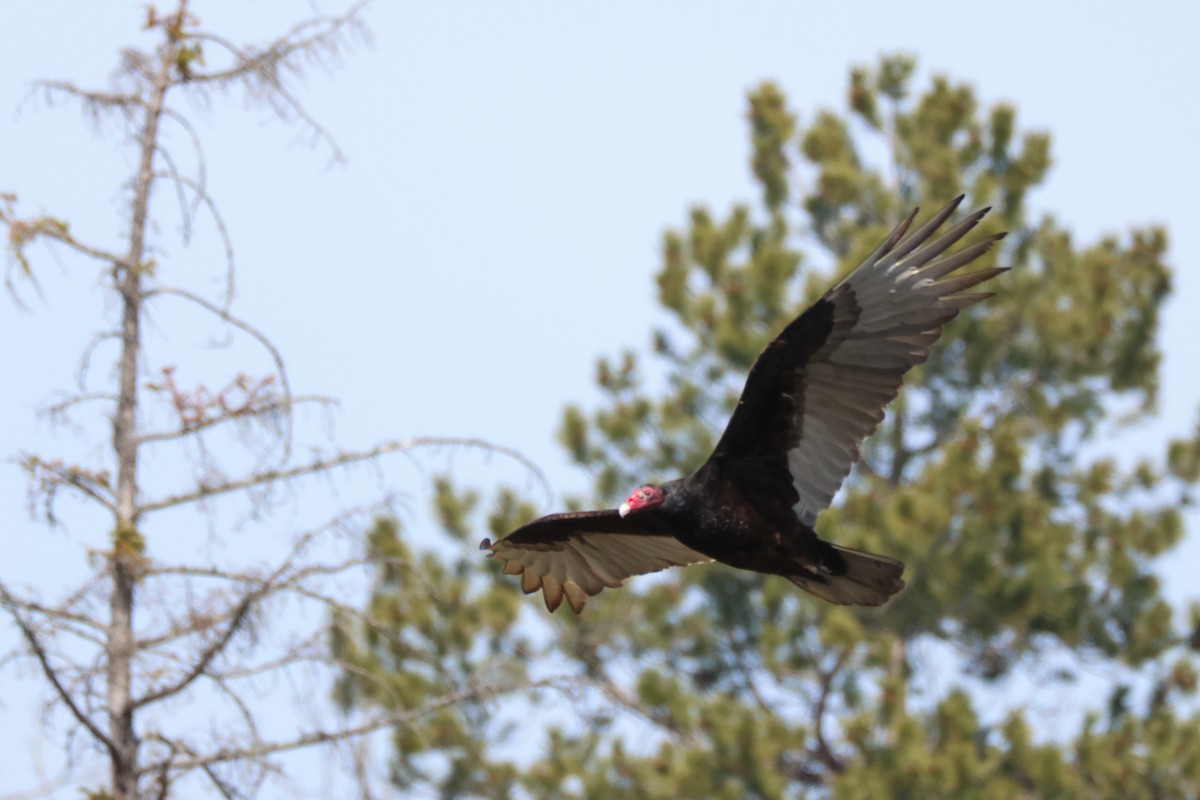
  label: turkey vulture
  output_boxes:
[481,196,1006,613]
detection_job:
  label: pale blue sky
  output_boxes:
[2,1,1198,796]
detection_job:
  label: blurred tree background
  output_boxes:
[337,55,1200,798]
[4,5,1199,796]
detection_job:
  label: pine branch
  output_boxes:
[726,627,774,716]
[812,647,849,776]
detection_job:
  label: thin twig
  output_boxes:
[145,173,235,302]
[40,392,120,422]
[1,594,108,634]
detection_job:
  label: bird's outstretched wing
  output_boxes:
[480,510,712,613]
[710,196,1006,526]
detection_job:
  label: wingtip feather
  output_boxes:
[542,575,565,612]
[564,581,588,614]
[933,266,1009,294]
[940,291,996,309]
[889,195,969,262]
[521,567,541,594]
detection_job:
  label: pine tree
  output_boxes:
[343,55,1200,797]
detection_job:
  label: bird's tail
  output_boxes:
[787,544,905,607]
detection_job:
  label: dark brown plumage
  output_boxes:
[481,197,1007,613]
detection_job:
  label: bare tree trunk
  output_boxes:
[108,15,177,799]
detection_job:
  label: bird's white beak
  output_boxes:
[618,502,631,518]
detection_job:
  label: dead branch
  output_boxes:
[27,80,144,127]
[143,286,293,456]
[159,110,207,218]
[41,392,121,425]
[182,3,370,162]
[138,394,335,447]
[75,330,121,391]
[135,557,414,662]
[139,437,548,516]
[200,763,243,800]
[146,172,235,300]
[131,589,259,711]
[131,500,382,706]
[207,634,326,683]
[152,146,195,243]
[2,207,126,267]
[0,593,107,637]
[19,453,116,514]
[0,583,120,764]
[139,675,576,778]
[133,564,368,652]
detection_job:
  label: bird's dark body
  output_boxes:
[652,295,847,579]
[483,197,1007,612]
[654,461,846,584]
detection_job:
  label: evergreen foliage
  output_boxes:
[337,55,1200,797]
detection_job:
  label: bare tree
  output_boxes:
[0,4,551,798]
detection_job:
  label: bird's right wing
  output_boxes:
[480,510,712,613]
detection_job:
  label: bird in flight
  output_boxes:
[481,196,1006,613]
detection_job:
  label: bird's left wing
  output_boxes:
[711,196,1006,526]
[480,510,712,613]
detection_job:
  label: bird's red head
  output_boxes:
[618,484,664,518]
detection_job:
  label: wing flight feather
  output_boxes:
[788,197,1006,523]
[711,196,1006,526]
[480,510,712,613]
